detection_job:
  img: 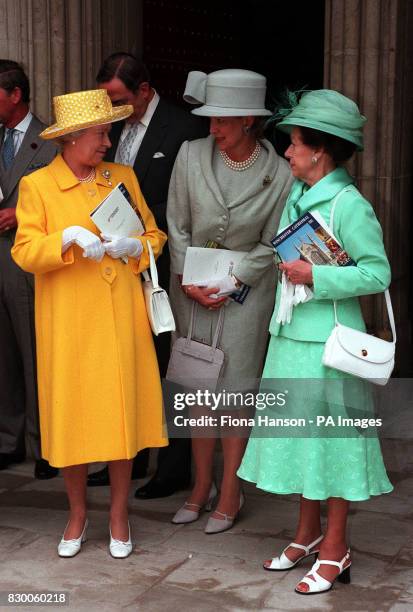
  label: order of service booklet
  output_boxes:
[182,246,248,286]
[202,240,250,304]
[271,211,355,267]
[90,182,145,237]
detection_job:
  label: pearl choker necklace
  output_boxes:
[77,168,96,183]
[220,141,261,172]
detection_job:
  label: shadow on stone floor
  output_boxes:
[0,440,412,612]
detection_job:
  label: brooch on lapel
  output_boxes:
[263,175,272,186]
[101,169,112,186]
[30,142,38,150]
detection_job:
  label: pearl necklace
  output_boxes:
[220,141,261,172]
[77,168,96,183]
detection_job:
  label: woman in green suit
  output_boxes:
[238,90,393,595]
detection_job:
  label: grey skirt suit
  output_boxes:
[167,135,292,383]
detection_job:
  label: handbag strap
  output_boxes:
[329,187,397,343]
[328,185,355,229]
[332,289,396,342]
[186,302,225,349]
[141,240,159,287]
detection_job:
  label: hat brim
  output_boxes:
[277,118,364,151]
[191,105,272,117]
[40,104,133,140]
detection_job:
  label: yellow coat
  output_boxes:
[12,155,168,467]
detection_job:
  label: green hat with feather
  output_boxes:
[276,89,366,151]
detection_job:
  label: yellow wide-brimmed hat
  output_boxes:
[40,89,133,139]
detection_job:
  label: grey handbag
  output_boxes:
[166,302,225,392]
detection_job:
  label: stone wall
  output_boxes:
[324,0,413,373]
[0,0,142,123]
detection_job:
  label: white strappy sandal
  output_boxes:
[295,549,351,594]
[263,534,324,571]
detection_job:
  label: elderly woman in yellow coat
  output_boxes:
[12,90,167,559]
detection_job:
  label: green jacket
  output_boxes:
[269,167,391,342]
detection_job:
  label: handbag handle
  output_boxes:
[186,302,225,350]
[329,187,397,343]
[141,240,159,288]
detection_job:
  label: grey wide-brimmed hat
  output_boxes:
[183,69,272,117]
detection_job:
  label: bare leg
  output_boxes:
[263,496,322,567]
[211,436,247,518]
[62,464,88,539]
[296,497,350,593]
[185,437,216,507]
[108,459,133,541]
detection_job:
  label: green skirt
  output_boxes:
[237,335,393,501]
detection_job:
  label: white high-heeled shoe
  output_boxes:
[109,522,133,559]
[57,519,88,558]
[295,549,351,594]
[171,482,218,524]
[204,490,245,534]
[263,534,324,571]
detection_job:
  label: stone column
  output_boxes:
[0,0,142,123]
[324,0,413,373]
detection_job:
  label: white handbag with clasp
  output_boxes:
[322,290,396,385]
[142,241,176,336]
[321,188,396,385]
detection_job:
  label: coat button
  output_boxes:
[321,290,328,297]
[105,267,112,276]
[222,215,227,221]
[219,227,225,232]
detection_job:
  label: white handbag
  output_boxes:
[321,188,396,385]
[322,291,396,385]
[142,240,176,336]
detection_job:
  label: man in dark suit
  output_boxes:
[87,52,207,497]
[0,60,58,478]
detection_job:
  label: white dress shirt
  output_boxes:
[3,110,33,155]
[115,91,160,167]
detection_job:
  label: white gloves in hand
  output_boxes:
[276,272,313,325]
[207,275,239,298]
[101,234,143,259]
[62,226,105,262]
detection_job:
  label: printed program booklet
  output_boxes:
[90,182,145,237]
[203,240,250,304]
[182,247,247,286]
[182,244,250,304]
[271,211,355,266]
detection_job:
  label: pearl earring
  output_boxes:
[71,141,76,145]
[243,125,250,134]
[311,155,318,164]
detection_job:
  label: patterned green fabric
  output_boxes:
[238,335,393,501]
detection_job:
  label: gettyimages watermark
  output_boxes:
[161,378,413,439]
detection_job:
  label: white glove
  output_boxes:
[276,272,295,324]
[101,234,143,259]
[292,283,313,306]
[207,275,239,298]
[62,225,105,262]
[276,272,313,325]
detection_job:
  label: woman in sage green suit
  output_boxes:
[238,90,393,595]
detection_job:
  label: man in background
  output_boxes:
[87,52,207,498]
[0,60,58,478]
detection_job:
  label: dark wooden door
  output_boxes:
[142,0,325,107]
